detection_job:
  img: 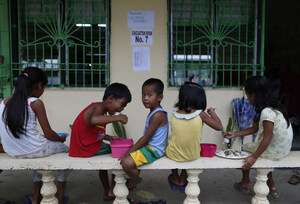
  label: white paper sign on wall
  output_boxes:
[133,47,150,71]
[131,29,153,45]
[127,11,154,28]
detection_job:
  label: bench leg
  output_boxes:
[38,170,58,204]
[184,169,203,204]
[252,168,274,204]
[112,169,129,204]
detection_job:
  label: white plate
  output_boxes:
[215,149,249,159]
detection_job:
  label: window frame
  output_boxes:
[10,0,111,88]
[168,0,265,88]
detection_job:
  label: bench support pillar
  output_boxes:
[112,169,129,204]
[38,170,58,204]
[252,168,274,204]
[184,169,203,204]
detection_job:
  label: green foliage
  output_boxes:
[225,117,234,149]
[112,122,127,139]
[226,117,233,132]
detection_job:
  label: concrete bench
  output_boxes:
[1,151,300,204]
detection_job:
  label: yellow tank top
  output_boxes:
[165,110,203,162]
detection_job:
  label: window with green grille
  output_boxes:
[10,0,110,88]
[168,0,265,87]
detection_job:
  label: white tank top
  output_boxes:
[0,97,47,156]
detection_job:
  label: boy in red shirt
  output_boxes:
[69,83,131,201]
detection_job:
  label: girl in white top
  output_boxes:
[0,67,69,204]
[224,76,293,199]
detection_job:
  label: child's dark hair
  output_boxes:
[245,76,290,127]
[103,83,132,103]
[3,67,48,138]
[142,78,164,95]
[175,82,207,113]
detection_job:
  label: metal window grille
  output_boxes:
[168,0,265,87]
[10,0,110,88]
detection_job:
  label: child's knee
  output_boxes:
[121,156,135,171]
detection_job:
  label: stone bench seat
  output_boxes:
[1,151,300,204]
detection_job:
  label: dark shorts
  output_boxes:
[93,142,112,156]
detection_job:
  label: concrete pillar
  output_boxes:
[112,169,129,204]
[38,170,58,204]
[184,169,203,204]
[252,168,274,204]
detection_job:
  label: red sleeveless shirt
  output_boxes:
[69,102,105,157]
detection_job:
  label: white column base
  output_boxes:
[38,170,58,204]
[252,168,274,204]
[112,169,129,204]
[183,169,203,204]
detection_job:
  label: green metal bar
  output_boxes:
[99,0,101,85]
[238,0,241,87]
[66,0,69,87]
[74,0,78,87]
[25,0,29,63]
[230,43,232,87]
[260,0,265,75]
[191,0,194,69]
[9,0,13,89]
[107,0,110,85]
[167,0,169,85]
[34,0,37,64]
[222,45,225,87]
[90,0,94,87]
[50,39,53,87]
[253,0,257,77]
[173,0,176,86]
[245,0,249,83]
[83,0,86,86]
[17,0,21,65]
[41,0,45,69]
[183,0,186,82]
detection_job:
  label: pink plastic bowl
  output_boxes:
[200,143,217,157]
[110,139,133,158]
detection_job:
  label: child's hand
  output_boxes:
[207,107,216,115]
[119,155,125,164]
[223,132,236,139]
[118,153,129,165]
[59,135,67,142]
[117,114,128,124]
[242,155,257,170]
[104,135,118,142]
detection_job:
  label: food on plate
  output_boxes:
[215,149,249,159]
[224,149,247,157]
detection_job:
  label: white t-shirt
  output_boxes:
[0,97,48,156]
[243,107,293,160]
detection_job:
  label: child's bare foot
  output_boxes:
[171,174,180,185]
[240,179,252,187]
[103,193,115,201]
[234,182,253,195]
[179,172,187,186]
[24,194,38,204]
[108,190,115,198]
[126,177,143,191]
[168,173,180,185]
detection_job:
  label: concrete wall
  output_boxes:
[39,0,244,149]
